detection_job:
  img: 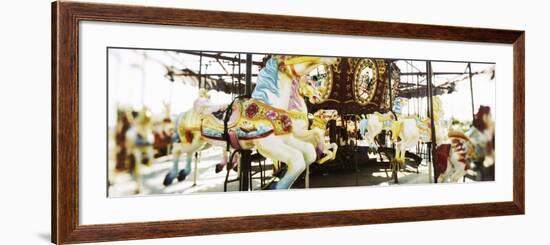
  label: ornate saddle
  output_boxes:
[200,99,294,141]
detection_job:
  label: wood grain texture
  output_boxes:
[51,2,58,243]
[64,1,522,43]
[52,1,525,244]
[53,1,80,244]
[513,33,525,213]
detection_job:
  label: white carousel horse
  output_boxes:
[164,56,337,189]
[216,77,337,175]
[268,77,338,186]
[360,113,384,153]
[290,77,338,164]
[390,117,420,166]
[436,105,494,182]
[124,108,155,194]
[360,97,445,167]
[309,114,338,164]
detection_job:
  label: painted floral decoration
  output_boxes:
[245,103,259,118]
[266,110,278,120]
[279,114,292,132]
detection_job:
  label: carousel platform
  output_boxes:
[108,144,465,197]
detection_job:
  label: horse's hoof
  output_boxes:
[163,173,175,186]
[177,170,188,182]
[141,157,149,165]
[272,164,288,179]
[263,181,279,190]
[215,163,224,173]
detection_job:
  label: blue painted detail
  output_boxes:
[236,125,273,137]
[251,58,279,105]
[202,124,274,139]
[202,128,224,138]
[135,133,152,146]
[383,120,393,128]
[172,113,183,143]
[359,118,368,136]
[393,98,402,115]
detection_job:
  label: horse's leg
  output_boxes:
[450,159,466,182]
[164,143,181,186]
[437,160,452,183]
[256,136,306,189]
[451,168,465,182]
[448,148,466,182]
[146,146,154,166]
[451,163,465,182]
[284,136,317,166]
[177,153,193,182]
[215,150,228,173]
[318,148,332,164]
[394,142,402,165]
[398,144,405,166]
[192,152,199,186]
[401,142,412,166]
[284,136,317,189]
[317,143,337,164]
[330,143,338,160]
[133,149,142,194]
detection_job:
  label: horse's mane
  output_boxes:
[251,58,279,105]
[288,79,302,111]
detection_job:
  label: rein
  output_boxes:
[223,95,249,152]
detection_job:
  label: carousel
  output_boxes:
[107,49,496,196]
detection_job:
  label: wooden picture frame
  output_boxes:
[52,1,525,244]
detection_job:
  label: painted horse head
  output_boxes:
[473,105,492,132]
[251,55,337,110]
[469,105,495,165]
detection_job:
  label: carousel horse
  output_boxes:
[360,112,390,153]
[289,77,338,164]
[153,102,175,157]
[436,105,494,182]
[164,56,337,189]
[268,78,339,181]
[309,113,339,164]
[390,117,420,166]
[391,97,449,166]
[216,75,337,175]
[124,108,155,194]
[359,109,397,155]
[361,97,445,166]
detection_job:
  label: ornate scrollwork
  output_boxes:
[353,58,379,105]
[306,58,337,104]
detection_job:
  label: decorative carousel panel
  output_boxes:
[306,60,335,104]
[353,58,379,105]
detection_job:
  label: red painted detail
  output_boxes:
[245,103,259,118]
[464,162,470,170]
[435,144,451,177]
[228,130,242,150]
[201,130,274,141]
[184,130,194,143]
[473,106,491,131]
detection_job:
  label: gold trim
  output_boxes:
[307,62,335,104]
[353,58,379,105]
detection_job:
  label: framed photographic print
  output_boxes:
[52,1,525,244]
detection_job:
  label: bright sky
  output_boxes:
[108,49,495,126]
[108,49,238,126]
[396,60,495,121]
